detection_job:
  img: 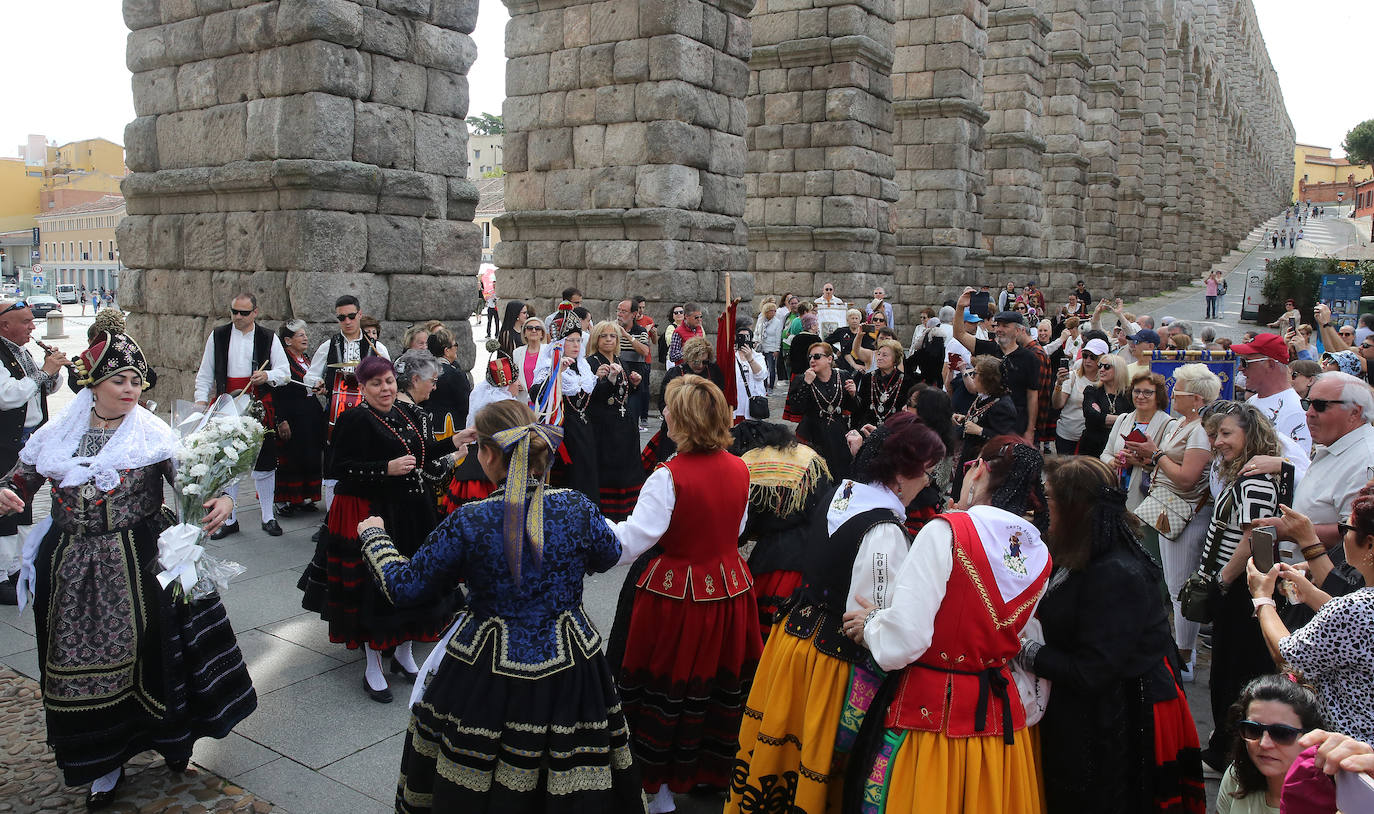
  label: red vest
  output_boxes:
[887,512,1050,742]
[636,450,753,602]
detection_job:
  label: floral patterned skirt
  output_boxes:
[32,514,256,785]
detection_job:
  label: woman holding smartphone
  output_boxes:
[1099,371,1174,514]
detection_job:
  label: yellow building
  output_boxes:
[35,195,125,293]
[1293,143,1374,202]
[0,136,126,233]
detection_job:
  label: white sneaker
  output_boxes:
[1180,657,1195,683]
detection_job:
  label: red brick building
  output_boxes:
[1356,178,1374,220]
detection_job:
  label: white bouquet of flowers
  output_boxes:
[155,394,265,601]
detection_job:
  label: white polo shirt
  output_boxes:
[1293,423,1374,525]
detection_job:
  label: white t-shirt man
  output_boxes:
[1248,388,1313,457]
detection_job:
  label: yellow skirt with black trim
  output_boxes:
[856,725,1045,814]
[726,617,882,814]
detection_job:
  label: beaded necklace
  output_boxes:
[869,368,904,420]
[368,403,426,492]
[563,358,593,423]
[590,353,631,417]
[810,371,844,420]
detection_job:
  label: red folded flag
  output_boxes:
[716,300,738,410]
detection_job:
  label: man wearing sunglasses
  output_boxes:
[1270,372,1374,625]
[1232,332,1312,457]
[0,299,68,605]
[305,295,391,516]
[194,293,291,538]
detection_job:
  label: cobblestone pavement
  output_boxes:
[0,666,276,814]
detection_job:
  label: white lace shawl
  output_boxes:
[19,388,179,490]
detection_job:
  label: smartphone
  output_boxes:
[1337,771,1374,813]
[1057,358,1070,371]
[948,353,964,370]
[1124,427,1148,444]
[1289,316,1298,331]
[1251,527,1277,572]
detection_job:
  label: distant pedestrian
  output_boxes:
[1272,231,1278,249]
[1204,270,1222,319]
[483,290,499,338]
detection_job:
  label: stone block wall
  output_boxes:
[743,0,898,321]
[492,0,755,333]
[119,0,483,399]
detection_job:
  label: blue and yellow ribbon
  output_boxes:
[492,422,565,585]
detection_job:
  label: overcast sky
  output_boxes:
[0,0,1366,160]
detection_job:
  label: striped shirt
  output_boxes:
[1198,474,1280,578]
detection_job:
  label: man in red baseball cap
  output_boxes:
[1232,331,1311,455]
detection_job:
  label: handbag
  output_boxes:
[1011,618,1051,726]
[738,360,770,419]
[1177,464,1294,623]
[1136,486,1195,538]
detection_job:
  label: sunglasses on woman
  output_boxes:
[809,353,827,361]
[1238,720,1306,746]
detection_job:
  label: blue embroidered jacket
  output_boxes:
[362,487,621,679]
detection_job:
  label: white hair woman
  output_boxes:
[1122,363,1221,680]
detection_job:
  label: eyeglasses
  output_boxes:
[873,317,886,323]
[672,309,684,315]
[1099,362,1115,370]
[1200,401,1245,419]
[1341,330,1356,336]
[965,370,979,377]
[1238,357,1272,368]
[524,326,542,332]
[336,311,360,321]
[1339,518,1358,538]
[1238,720,1306,746]
[0,301,28,317]
[1133,389,1156,397]
[809,353,827,361]
[824,288,834,292]
[231,308,254,316]
[1307,397,1351,413]
[1361,343,1374,350]
[1172,389,1197,397]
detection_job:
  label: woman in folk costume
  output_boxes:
[358,400,644,813]
[733,418,833,634]
[1022,457,1205,814]
[298,356,462,704]
[0,331,255,809]
[841,437,1053,814]
[273,319,326,515]
[532,322,600,506]
[611,374,764,814]
[585,320,647,520]
[641,335,726,471]
[436,341,519,515]
[726,415,947,814]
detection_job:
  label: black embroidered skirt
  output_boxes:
[397,634,645,813]
[32,517,257,785]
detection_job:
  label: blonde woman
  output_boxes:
[1078,353,1130,457]
[1123,364,1220,680]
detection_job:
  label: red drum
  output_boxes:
[328,377,364,437]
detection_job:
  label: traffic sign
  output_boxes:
[31,276,43,287]
[32,264,43,275]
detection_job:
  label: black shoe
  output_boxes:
[209,520,240,541]
[261,519,283,537]
[363,676,393,703]
[276,503,296,518]
[85,768,124,810]
[298,502,319,513]
[311,525,323,543]
[390,657,419,681]
[0,579,16,607]
[166,757,189,773]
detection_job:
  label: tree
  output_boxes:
[466,113,504,136]
[1342,119,1374,167]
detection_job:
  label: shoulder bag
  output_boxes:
[738,359,769,419]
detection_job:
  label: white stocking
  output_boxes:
[394,641,419,673]
[90,766,122,793]
[364,644,388,692]
[322,479,337,512]
[223,481,239,524]
[648,785,676,814]
[252,470,276,523]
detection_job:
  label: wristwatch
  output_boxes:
[1251,597,1276,617]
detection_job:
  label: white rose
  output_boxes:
[190,464,209,477]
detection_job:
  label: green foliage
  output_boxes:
[481,167,506,178]
[466,113,504,136]
[1344,119,1374,168]
[1259,256,1336,312]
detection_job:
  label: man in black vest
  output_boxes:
[303,294,389,513]
[0,299,65,604]
[193,293,289,538]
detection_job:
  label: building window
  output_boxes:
[482,221,491,249]
[474,149,480,160]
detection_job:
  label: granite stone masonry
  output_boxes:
[494,0,1291,322]
[120,0,484,398]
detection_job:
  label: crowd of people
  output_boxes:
[1,272,1374,814]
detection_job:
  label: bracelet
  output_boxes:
[863,607,881,628]
[1301,543,1326,561]
[1150,450,1165,466]
[1251,597,1276,617]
